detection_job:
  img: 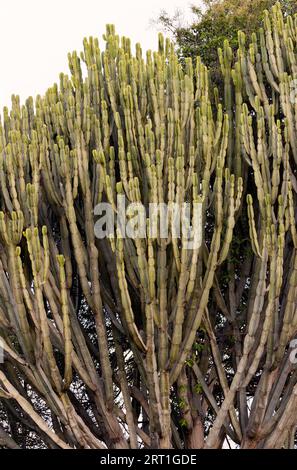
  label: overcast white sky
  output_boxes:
[0,0,195,109]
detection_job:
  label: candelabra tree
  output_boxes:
[0,2,297,449]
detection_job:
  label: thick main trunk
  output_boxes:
[186,417,204,449]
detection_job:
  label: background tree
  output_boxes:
[156,0,297,83]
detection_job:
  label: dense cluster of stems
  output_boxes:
[0,2,297,449]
